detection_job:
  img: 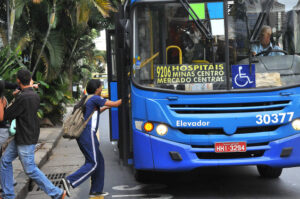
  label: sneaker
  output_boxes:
[89,192,109,197]
[89,196,104,199]
[60,190,67,199]
[61,178,71,197]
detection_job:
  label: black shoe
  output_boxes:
[61,178,71,197]
[89,192,109,197]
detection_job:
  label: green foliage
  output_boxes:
[44,31,65,80]
[35,71,50,89]
[0,47,24,80]
[36,71,72,125]
[0,47,24,102]
[2,0,120,125]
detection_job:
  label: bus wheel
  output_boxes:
[257,165,282,178]
[134,169,153,182]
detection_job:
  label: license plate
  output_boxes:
[215,142,247,153]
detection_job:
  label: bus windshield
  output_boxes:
[132,0,300,92]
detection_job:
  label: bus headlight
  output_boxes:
[156,124,168,136]
[292,119,300,131]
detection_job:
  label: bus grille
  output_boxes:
[196,150,265,159]
[169,100,290,114]
[179,125,280,135]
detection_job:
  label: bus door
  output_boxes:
[106,29,119,142]
[106,9,132,164]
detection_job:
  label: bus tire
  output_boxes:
[257,165,282,178]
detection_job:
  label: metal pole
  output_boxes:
[224,0,230,90]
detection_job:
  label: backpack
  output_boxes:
[62,95,95,139]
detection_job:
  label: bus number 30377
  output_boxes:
[256,112,294,125]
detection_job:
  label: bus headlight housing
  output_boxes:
[134,120,143,131]
[156,124,168,136]
[292,119,300,131]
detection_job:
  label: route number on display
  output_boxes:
[256,112,294,125]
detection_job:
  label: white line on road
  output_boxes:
[112,184,167,191]
[112,194,173,198]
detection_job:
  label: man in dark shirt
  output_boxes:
[0,69,67,199]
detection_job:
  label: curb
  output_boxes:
[14,128,63,199]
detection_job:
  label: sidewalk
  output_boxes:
[11,127,63,199]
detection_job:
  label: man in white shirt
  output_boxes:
[251,25,284,56]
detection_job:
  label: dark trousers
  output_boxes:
[67,126,105,194]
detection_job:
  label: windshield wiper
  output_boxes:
[178,0,217,69]
[248,0,274,73]
[250,0,274,42]
[178,0,213,41]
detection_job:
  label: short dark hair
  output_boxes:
[17,68,32,86]
[86,79,102,94]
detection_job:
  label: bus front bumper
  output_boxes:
[133,131,300,171]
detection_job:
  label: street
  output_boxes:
[27,110,300,199]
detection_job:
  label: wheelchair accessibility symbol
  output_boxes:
[232,64,255,88]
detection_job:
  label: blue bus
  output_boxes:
[106,0,300,180]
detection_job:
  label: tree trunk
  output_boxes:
[29,43,35,70]
[8,0,16,45]
[68,66,73,95]
[32,0,56,74]
[6,0,10,46]
[67,38,79,95]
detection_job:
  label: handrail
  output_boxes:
[138,45,183,70]
[140,52,159,68]
[166,45,182,64]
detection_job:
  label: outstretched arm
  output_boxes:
[104,99,122,107]
[0,97,7,121]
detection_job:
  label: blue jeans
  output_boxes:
[0,128,9,148]
[0,128,10,191]
[0,140,63,199]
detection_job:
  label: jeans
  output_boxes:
[0,140,63,199]
[0,128,10,191]
[0,128,9,148]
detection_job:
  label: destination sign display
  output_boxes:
[154,63,225,84]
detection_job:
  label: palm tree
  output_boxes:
[3,0,120,124]
[90,0,118,18]
[9,0,117,74]
[32,0,57,74]
[60,0,118,93]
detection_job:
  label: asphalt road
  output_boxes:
[27,110,300,199]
